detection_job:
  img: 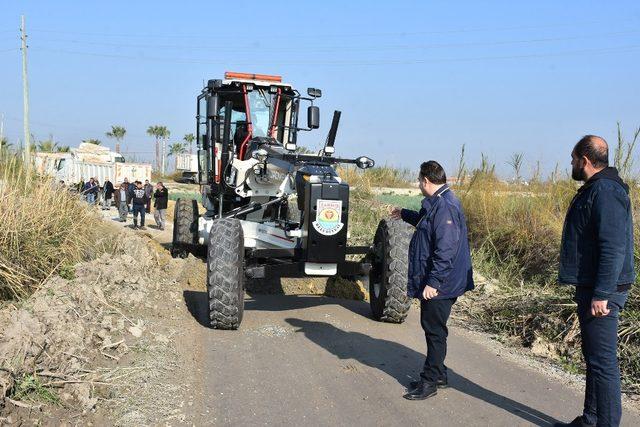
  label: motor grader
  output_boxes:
[171,72,412,329]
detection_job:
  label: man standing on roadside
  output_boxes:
[123,177,134,212]
[83,177,98,204]
[391,160,474,401]
[102,177,114,210]
[153,182,169,230]
[129,181,149,230]
[556,136,634,427]
[114,182,131,222]
[144,179,153,214]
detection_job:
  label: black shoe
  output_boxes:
[139,226,146,230]
[553,416,595,427]
[403,382,437,401]
[408,378,448,391]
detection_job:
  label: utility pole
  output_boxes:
[20,15,31,167]
[162,137,167,176]
[0,113,4,161]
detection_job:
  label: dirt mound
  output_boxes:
[245,276,368,300]
[0,228,194,424]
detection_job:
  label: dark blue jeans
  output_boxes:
[575,287,628,427]
[132,204,146,226]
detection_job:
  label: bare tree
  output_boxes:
[507,152,524,183]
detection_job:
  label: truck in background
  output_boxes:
[174,153,198,183]
[35,143,152,187]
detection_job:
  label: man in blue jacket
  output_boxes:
[391,160,474,401]
[556,136,634,427]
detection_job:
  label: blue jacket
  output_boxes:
[559,167,635,300]
[401,185,474,299]
[83,182,98,195]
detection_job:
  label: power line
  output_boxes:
[29,44,640,67]
[31,29,640,53]
[28,17,640,39]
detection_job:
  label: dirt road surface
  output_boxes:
[101,208,640,427]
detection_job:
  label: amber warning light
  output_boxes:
[224,72,282,82]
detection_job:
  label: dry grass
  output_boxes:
[337,165,412,189]
[455,169,640,393]
[0,155,114,300]
[342,133,640,393]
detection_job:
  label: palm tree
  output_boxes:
[169,142,187,157]
[158,126,170,175]
[147,125,170,174]
[56,145,71,153]
[147,126,161,171]
[83,139,102,145]
[37,135,59,152]
[105,125,126,153]
[183,133,195,154]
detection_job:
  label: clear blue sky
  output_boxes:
[1,1,639,177]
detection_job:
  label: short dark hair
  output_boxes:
[419,160,447,185]
[574,135,608,168]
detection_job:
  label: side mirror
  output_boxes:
[355,156,375,169]
[206,94,219,118]
[307,105,320,129]
[307,88,322,98]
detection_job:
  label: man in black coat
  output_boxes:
[144,179,153,213]
[102,178,115,210]
[555,135,635,427]
[153,182,169,230]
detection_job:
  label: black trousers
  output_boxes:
[420,297,456,384]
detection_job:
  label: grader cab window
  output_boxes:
[216,86,289,145]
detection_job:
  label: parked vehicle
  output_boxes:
[174,153,198,183]
[35,143,152,187]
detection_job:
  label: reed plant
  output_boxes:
[0,154,114,300]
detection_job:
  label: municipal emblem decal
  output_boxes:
[313,199,344,236]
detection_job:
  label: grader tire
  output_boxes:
[206,218,245,330]
[369,218,412,323]
[171,198,199,259]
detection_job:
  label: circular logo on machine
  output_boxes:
[313,199,344,236]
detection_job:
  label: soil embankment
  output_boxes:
[0,222,205,425]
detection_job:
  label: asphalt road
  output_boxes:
[99,207,640,427]
[182,292,640,427]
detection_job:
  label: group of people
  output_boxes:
[79,177,169,230]
[393,135,633,427]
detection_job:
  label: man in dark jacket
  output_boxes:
[391,160,474,401]
[144,179,153,213]
[102,178,115,210]
[153,182,169,230]
[82,177,98,205]
[129,181,149,230]
[556,136,634,427]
